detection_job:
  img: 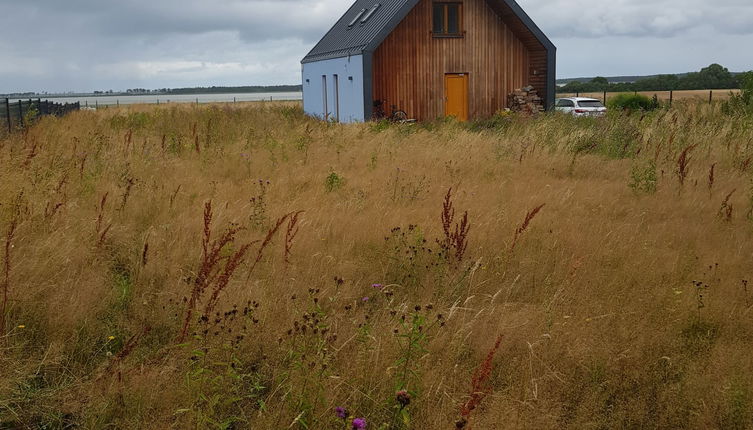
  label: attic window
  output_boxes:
[360,3,381,24]
[347,8,367,27]
[433,2,463,37]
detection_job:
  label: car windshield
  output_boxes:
[578,100,604,108]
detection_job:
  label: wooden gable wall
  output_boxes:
[372,0,547,120]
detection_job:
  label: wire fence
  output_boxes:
[556,89,742,106]
[2,98,80,135]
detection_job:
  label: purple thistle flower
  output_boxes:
[352,417,366,429]
[335,407,348,419]
[362,297,369,302]
[372,283,384,289]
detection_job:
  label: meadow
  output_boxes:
[0,101,752,429]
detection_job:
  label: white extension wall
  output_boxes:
[302,55,366,123]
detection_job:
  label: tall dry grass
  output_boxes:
[0,101,752,429]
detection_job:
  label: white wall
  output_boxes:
[302,55,365,123]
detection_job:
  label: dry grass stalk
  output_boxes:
[440,188,471,264]
[106,326,152,372]
[246,213,292,280]
[141,237,149,267]
[124,130,133,154]
[95,192,112,246]
[740,156,752,173]
[170,185,181,208]
[22,139,39,168]
[457,334,503,429]
[0,214,18,341]
[118,177,136,211]
[708,163,716,196]
[78,152,88,179]
[511,204,545,250]
[719,189,736,222]
[284,211,304,264]
[677,144,697,187]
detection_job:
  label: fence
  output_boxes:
[556,89,742,106]
[2,98,80,134]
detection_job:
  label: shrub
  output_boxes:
[608,93,658,111]
[325,171,345,192]
[723,71,753,114]
[629,161,658,194]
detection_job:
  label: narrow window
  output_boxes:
[322,75,328,119]
[432,3,462,37]
[333,74,340,122]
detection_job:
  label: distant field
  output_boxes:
[558,89,742,102]
[1,103,752,429]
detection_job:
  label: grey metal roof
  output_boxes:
[301,0,419,63]
[302,0,554,64]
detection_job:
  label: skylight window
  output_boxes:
[360,3,381,24]
[347,8,367,27]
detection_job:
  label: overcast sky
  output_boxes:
[1,0,752,93]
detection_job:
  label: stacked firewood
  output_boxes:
[508,86,544,114]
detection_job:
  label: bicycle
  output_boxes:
[372,99,409,122]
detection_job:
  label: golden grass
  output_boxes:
[0,101,752,429]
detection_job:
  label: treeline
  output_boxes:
[123,85,303,95]
[558,64,750,93]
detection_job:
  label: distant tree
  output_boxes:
[591,76,609,90]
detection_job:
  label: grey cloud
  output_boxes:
[0,0,751,93]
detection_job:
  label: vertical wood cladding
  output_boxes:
[372,0,547,120]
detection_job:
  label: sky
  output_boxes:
[1,0,752,93]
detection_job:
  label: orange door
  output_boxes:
[445,73,469,121]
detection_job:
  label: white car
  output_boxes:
[555,97,607,117]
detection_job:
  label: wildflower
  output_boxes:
[372,283,383,289]
[335,407,348,419]
[17,325,25,329]
[396,389,411,407]
[108,336,115,341]
[362,297,369,302]
[351,418,366,429]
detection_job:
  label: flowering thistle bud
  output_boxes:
[351,417,366,429]
[335,407,348,419]
[396,389,411,407]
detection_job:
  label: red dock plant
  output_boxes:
[440,188,470,264]
[676,144,697,187]
[179,201,299,341]
[457,334,504,429]
[511,204,545,251]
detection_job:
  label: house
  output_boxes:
[301,0,555,122]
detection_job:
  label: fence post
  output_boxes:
[18,100,24,128]
[5,98,11,133]
[117,99,120,107]
[669,90,673,107]
[603,90,607,104]
[95,100,98,109]
[709,90,713,104]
